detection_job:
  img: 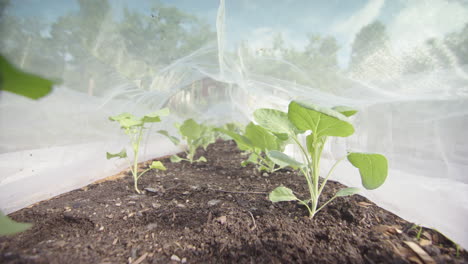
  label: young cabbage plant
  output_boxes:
[106,109,169,193]
[158,119,216,164]
[216,121,289,173]
[0,211,31,236]
[254,101,388,218]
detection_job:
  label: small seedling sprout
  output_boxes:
[216,121,289,173]
[159,119,217,164]
[106,109,169,193]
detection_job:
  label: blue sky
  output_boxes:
[5,0,468,66]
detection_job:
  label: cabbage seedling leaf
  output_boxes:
[0,55,54,100]
[335,187,361,197]
[0,212,32,236]
[106,149,127,159]
[332,106,358,117]
[254,108,298,135]
[141,108,170,123]
[244,122,279,151]
[157,130,180,145]
[196,156,207,162]
[288,101,354,138]
[179,119,202,140]
[215,128,253,151]
[348,153,388,190]
[149,161,166,170]
[269,186,298,202]
[267,150,303,169]
[170,155,183,163]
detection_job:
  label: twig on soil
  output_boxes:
[131,252,148,264]
[248,211,257,231]
[208,188,267,195]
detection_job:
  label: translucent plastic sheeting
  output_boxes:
[1,0,468,248]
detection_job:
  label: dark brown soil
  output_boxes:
[1,140,466,264]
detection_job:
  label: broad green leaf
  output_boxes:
[141,115,161,123]
[141,108,170,123]
[347,153,388,190]
[267,150,303,169]
[157,130,180,145]
[269,186,298,202]
[109,113,142,128]
[273,132,290,141]
[254,108,298,135]
[223,122,244,133]
[109,113,134,121]
[244,122,279,151]
[179,119,202,140]
[215,128,253,151]
[149,161,166,170]
[0,212,32,236]
[288,101,354,138]
[106,149,127,159]
[335,187,361,197]
[120,118,143,128]
[170,155,183,163]
[197,156,207,162]
[332,106,358,117]
[0,55,53,100]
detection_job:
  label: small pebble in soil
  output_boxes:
[207,199,221,206]
[262,172,269,177]
[144,186,164,195]
[170,254,181,262]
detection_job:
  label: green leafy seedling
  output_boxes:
[216,118,290,173]
[0,55,54,99]
[0,211,31,236]
[255,101,388,218]
[107,109,169,193]
[159,119,216,164]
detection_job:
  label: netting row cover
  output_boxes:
[1,0,467,248]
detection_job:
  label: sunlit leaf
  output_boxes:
[215,128,253,151]
[254,108,298,135]
[269,186,298,202]
[332,106,358,117]
[170,155,183,163]
[0,211,32,236]
[0,55,54,100]
[347,153,388,190]
[267,150,303,169]
[335,187,360,197]
[197,156,207,162]
[106,149,127,159]
[288,101,354,138]
[244,122,279,151]
[157,130,180,145]
[141,108,170,123]
[179,119,202,140]
[149,161,166,170]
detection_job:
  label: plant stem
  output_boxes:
[316,195,337,214]
[318,156,347,197]
[291,135,316,216]
[298,199,313,215]
[132,127,144,193]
